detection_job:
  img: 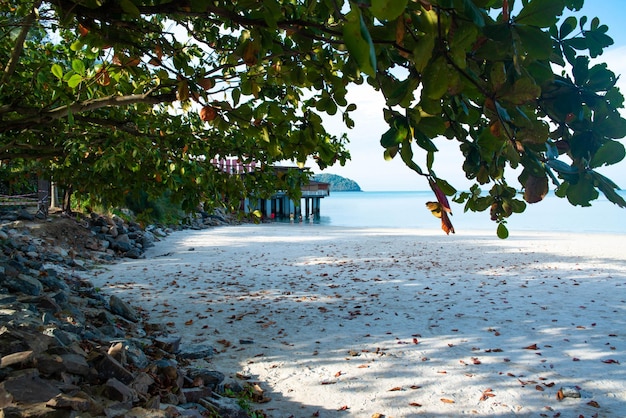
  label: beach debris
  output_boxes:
[479,388,496,401]
[557,386,581,400]
[248,383,270,403]
[440,398,455,403]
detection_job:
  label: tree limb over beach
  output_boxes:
[1,0,625,235]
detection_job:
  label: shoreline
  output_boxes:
[91,224,626,417]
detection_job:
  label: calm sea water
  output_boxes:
[312,190,626,234]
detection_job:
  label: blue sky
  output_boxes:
[312,0,626,192]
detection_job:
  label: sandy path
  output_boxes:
[90,224,626,417]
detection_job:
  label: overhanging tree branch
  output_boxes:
[1,0,43,86]
[0,90,177,133]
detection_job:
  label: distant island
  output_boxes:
[312,173,362,192]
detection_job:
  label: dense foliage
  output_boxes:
[1,0,624,235]
[313,173,362,192]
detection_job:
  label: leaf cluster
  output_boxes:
[0,0,624,233]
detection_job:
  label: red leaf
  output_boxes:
[409,402,422,407]
[441,210,455,235]
[337,405,349,411]
[602,359,620,364]
[523,344,539,350]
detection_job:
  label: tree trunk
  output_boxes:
[62,186,73,214]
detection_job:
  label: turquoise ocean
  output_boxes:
[313,190,626,234]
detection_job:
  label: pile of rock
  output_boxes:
[0,212,252,418]
[1,206,239,262]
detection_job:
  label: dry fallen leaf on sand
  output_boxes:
[440,398,455,403]
[479,388,496,401]
[523,344,539,350]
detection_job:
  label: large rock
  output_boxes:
[95,353,134,384]
[0,369,61,405]
[109,295,139,322]
[104,377,136,403]
[3,274,43,296]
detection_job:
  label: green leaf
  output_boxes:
[566,175,598,206]
[590,171,626,208]
[421,57,449,100]
[384,146,398,160]
[462,0,485,27]
[449,22,479,69]
[435,177,456,195]
[71,59,85,75]
[400,137,423,175]
[370,0,408,21]
[70,40,83,52]
[67,74,83,88]
[51,64,63,80]
[489,62,506,91]
[500,77,541,105]
[497,222,509,239]
[585,63,616,92]
[515,25,552,59]
[416,116,446,138]
[414,130,438,152]
[380,126,407,148]
[590,140,626,168]
[559,16,577,38]
[514,0,565,28]
[118,0,141,18]
[232,88,241,106]
[411,9,437,72]
[343,8,377,77]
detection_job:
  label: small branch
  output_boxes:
[1,0,43,86]
[0,90,177,133]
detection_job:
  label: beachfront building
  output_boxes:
[250,180,330,220]
[210,158,330,220]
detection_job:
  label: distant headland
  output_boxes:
[312,173,362,192]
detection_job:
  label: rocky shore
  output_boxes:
[0,208,258,417]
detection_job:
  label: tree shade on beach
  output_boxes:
[1,0,625,236]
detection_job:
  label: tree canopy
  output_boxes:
[1,0,625,236]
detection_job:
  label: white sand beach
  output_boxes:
[90,224,626,417]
